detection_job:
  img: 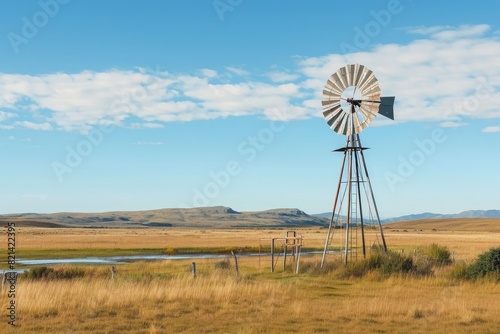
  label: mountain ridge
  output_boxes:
[1,207,499,229]
[0,206,327,228]
[314,209,500,223]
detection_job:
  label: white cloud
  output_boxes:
[481,126,500,133]
[439,121,468,128]
[298,24,500,125]
[129,122,164,129]
[15,121,53,131]
[405,24,490,40]
[0,111,15,121]
[225,66,249,76]
[8,135,32,142]
[199,69,217,78]
[0,25,498,132]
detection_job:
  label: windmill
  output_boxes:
[320,64,395,267]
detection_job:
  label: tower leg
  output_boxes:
[358,137,387,252]
[322,132,388,268]
[321,141,349,268]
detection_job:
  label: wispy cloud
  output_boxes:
[129,122,164,129]
[481,126,500,133]
[199,69,217,78]
[299,24,500,124]
[439,121,468,128]
[0,25,498,132]
[404,24,490,39]
[8,135,32,142]
[14,121,53,131]
[225,66,249,76]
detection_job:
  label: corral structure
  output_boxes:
[260,230,303,273]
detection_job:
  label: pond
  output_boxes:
[15,253,255,266]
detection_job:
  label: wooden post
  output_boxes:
[283,243,287,271]
[295,246,301,274]
[111,266,116,281]
[271,239,275,272]
[231,251,239,275]
[191,262,196,278]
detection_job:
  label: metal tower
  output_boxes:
[319,64,395,266]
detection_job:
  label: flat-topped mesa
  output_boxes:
[191,206,241,214]
[259,208,307,216]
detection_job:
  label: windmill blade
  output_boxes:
[324,104,342,124]
[336,67,348,90]
[322,89,342,103]
[324,80,344,96]
[341,115,351,135]
[352,112,363,134]
[352,64,365,86]
[333,112,348,134]
[378,96,395,120]
[357,70,375,91]
[358,105,377,122]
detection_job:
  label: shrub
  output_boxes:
[378,251,413,276]
[26,266,85,281]
[411,256,434,277]
[467,247,500,279]
[215,259,231,270]
[448,260,470,280]
[426,243,452,266]
[357,248,414,276]
[26,266,55,280]
[340,260,367,278]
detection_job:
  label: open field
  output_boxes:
[2,223,499,261]
[1,258,499,334]
[1,220,499,333]
[387,218,500,233]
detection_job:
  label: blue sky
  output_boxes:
[0,0,499,216]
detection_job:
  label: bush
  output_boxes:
[340,260,367,278]
[215,260,231,270]
[339,248,415,278]
[25,266,85,281]
[467,247,500,279]
[448,260,470,280]
[26,266,55,280]
[378,251,413,276]
[426,243,452,266]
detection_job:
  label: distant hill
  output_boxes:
[314,210,500,223]
[0,206,328,228]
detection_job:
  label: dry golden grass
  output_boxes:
[1,258,500,333]
[388,218,500,232]
[14,227,323,250]
[1,221,499,333]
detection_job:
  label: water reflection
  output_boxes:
[17,254,239,266]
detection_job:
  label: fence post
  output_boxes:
[191,262,196,278]
[111,266,116,281]
[271,239,275,272]
[231,251,239,275]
